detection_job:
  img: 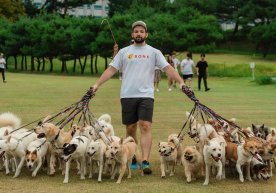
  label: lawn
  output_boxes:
[0,73,276,193]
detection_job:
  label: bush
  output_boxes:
[255,76,272,85]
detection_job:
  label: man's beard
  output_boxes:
[133,37,145,43]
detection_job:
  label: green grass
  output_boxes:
[0,73,276,193]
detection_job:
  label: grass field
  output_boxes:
[0,73,276,193]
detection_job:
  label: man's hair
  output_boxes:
[200,53,205,57]
[187,52,192,58]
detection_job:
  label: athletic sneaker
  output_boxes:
[142,160,152,174]
[130,157,139,170]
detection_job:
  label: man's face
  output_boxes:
[131,26,148,44]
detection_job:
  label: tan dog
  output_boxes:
[182,145,203,182]
[168,134,183,165]
[158,141,177,178]
[226,139,258,182]
[109,136,143,183]
[266,129,276,142]
[34,122,73,175]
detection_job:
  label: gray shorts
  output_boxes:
[120,98,154,125]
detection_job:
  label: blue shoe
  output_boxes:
[130,157,139,170]
[142,160,152,174]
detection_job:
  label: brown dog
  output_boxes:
[226,139,258,182]
[109,136,144,183]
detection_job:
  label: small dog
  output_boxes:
[0,130,38,177]
[182,145,203,182]
[266,128,276,142]
[86,138,107,182]
[25,138,49,177]
[168,134,183,165]
[252,124,269,139]
[109,136,143,183]
[226,139,258,182]
[62,135,89,183]
[251,154,270,180]
[158,141,177,178]
[186,112,219,153]
[203,137,226,185]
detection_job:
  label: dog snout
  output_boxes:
[218,153,221,157]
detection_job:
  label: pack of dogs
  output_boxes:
[0,112,143,184]
[0,112,275,185]
[157,112,276,185]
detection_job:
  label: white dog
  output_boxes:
[0,112,21,138]
[25,138,49,177]
[86,138,107,182]
[203,137,226,185]
[62,135,89,183]
[186,112,219,153]
[0,130,38,177]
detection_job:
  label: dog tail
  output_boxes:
[0,112,21,129]
[123,136,135,144]
[98,113,111,124]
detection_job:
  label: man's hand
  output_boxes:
[91,84,99,93]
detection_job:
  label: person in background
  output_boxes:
[167,54,175,91]
[180,52,194,88]
[0,53,7,83]
[154,66,161,92]
[91,21,185,175]
[171,52,180,88]
[196,53,210,91]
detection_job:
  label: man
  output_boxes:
[0,53,7,83]
[196,53,210,91]
[91,21,184,174]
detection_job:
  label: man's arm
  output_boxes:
[164,65,185,88]
[92,65,118,92]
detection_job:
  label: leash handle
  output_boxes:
[181,85,199,103]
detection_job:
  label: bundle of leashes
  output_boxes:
[178,85,245,141]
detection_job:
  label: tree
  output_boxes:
[249,21,276,58]
[41,0,97,16]
[0,0,25,21]
[23,0,40,17]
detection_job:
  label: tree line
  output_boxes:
[0,0,275,74]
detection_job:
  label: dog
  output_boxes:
[34,122,73,175]
[168,134,183,165]
[25,138,49,177]
[226,138,258,182]
[86,138,107,182]
[266,128,276,142]
[186,112,219,154]
[62,135,89,183]
[0,130,38,177]
[252,124,269,139]
[182,145,204,183]
[109,136,143,183]
[203,137,226,185]
[251,154,270,180]
[158,141,177,178]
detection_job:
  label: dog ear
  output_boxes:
[272,129,276,136]
[120,138,123,144]
[171,147,175,151]
[4,129,9,136]
[158,142,160,147]
[260,124,264,129]
[26,150,30,155]
[33,149,37,155]
[5,136,11,143]
[252,124,257,131]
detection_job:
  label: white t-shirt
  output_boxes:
[111,44,168,99]
[0,58,6,69]
[172,57,180,71]
[180,58,194,75]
